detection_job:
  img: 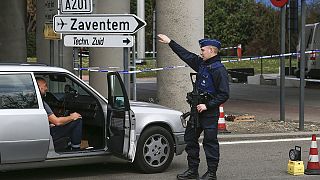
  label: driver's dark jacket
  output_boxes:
[169,40,229,118]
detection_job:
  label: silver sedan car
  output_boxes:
[0,64,186,173]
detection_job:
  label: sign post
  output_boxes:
[299,0,307,130]
[270,0,288,122]
[279,6,286,122]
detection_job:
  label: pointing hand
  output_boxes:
[158,34,171,44]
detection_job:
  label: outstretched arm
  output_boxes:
[157,34,201,71]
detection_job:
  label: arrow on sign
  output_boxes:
[57,19,67,30]
[123,38,131,45]
[53,14,146,34]
[133,16,146,33]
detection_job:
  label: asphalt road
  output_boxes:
[135,78,320,123]
[225,83,320,123]
[1,138,319,180]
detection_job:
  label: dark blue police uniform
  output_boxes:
[168,39,229,180]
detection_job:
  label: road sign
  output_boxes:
[59,0,92,13]
[64,35,134,47]
[43,22,62,40]
[44,0,57,22]
[53,14,146,34]
[270,0,288,7]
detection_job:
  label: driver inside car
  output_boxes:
[36,77,83,151]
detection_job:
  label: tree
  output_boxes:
[27,0,36,33]
[307,0,320,24]
[27,0,36,57]
[131,0,154,53]
[205,0,257,55]
[246,3,280,56]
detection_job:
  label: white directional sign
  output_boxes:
[53,14,146,34]
[59,0,92,13]
[64,35,134,47]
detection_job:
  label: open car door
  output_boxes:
[106,72,136,161]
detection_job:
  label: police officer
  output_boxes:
[158,34,229,180]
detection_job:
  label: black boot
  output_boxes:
[177,169,199,180]
[199,171,217,180]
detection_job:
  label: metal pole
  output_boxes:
[72,47,80,77]
[132,37,137,100]
[299,0,306,131]
[260,58,264,84]
[123,47,130,98]
[137,0,145,63]
[50,40,54,66]
[58,40,63,67]
[288,3,292,75]
[152,0,156,60]
[280,6,286,122]
[260,58,263,75]
[79,48,83,79]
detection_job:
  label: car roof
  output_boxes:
[0,64,70,73]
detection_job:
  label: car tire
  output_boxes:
[134,126,174,173]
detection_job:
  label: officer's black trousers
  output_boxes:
[184,117,219,171]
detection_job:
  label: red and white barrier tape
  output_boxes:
[74,50,320,74]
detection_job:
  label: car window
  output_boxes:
[109,74,126,109]
[0,74,38,109]
[47,75,89,97]
[306,27,314,49]
[315,25,320,47]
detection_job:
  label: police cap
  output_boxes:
[199,38,221,50]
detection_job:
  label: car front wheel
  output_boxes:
[134,126,174,173]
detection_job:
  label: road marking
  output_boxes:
[219,138,310,145]
[199,137,310,146]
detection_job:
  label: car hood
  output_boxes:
[129,101,185,134]
[130,101,182,115]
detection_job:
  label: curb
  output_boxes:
[193,131,320,143]
[216,131,320,142]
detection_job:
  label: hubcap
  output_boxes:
[143,134,170,167]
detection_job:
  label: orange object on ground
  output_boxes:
[305,134,320,175]
[237,44,242,61]
[218,104,229,133]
